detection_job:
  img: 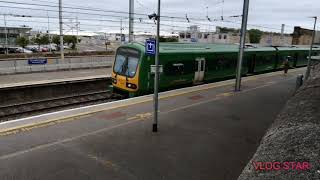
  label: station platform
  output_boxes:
[0,68,306,180]
[0,68,112,89]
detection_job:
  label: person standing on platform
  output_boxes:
[283,56,290,75]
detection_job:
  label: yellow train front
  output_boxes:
[111,44,144,98]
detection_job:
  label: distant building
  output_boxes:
[259,33,292,46]
[104,30,178,43]
[0,26,32,47]
[315,33,320,45]
[179,26,248,44]
[292,26,320,45]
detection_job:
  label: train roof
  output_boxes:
[120,42,317,55]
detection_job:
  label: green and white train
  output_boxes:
[111,42,319,97]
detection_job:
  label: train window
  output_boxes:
[164,62,186,75]
[127,57,139,77]
[223,35,227,39]
[113,48,140,78]
[114,54,126,74]
[216,57,225,69]
[186,33,191,38]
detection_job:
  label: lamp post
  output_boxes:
[148,0,161,133]
[129,0,134,42]
[59,0,64,60]
[3,14,8,54]
[235,0,249,91]
[305,16,317,80]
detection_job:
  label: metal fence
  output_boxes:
[0,55,114,75]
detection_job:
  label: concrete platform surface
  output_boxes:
[0,68,306,180]
[0,68,112,88]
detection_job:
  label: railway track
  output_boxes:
[0,90,121,122]
[0,77,124,122]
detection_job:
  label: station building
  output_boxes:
[178,26,249,44]
[0,26,32,47]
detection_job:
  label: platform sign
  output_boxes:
[150,65,163,74]
[145,39,156,56]
[121,34,125,42]
[28,58,48,65]
[191,38,198,42]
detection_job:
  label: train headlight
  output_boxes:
[112,78,117,84]
[126,83,137,89]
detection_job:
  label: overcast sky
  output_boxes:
[2,0,320,34]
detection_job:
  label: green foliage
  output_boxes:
[248,29,263,43]
[16,36,29,48]
[159,36,178,42]
[31,34,49,48]
[52,35,79,50]
[219,27,239,33]
[52,35,60,46]
[64,35,79,49]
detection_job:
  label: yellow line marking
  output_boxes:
[0,115,88,136]
[127,112,152,121]
[127,117,138,121]
[0,68,304,136]
[266,81,276,84]
[217,92,233,97]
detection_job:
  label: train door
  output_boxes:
[194,57,205,83]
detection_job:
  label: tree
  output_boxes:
[52,35,60,47]
[31,34,49,49]
[64,35,79,50]
[40,35,50,45]
[219,27,239,33]
[16,36,29,48]
[52,35,80,50]
[248,29,263,43]
[159,36,178,42]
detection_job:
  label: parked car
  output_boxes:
[17,48,33,54]
[41,47,49,52]
[30,47,39,53]
[0,48,6,54]
[8,48,19,54]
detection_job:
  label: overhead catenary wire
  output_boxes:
[0,5,217,26]
[0,0,211,21]
[0,0,301,33]
[0,6,287,33]
[1,14,198,30]
[2,18,195,33]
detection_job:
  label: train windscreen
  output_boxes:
[113,48,140,78]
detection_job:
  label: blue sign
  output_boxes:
[121,35,125,42]
[28,58,48,65]
[191,38,198,42]
[145,39,156,56]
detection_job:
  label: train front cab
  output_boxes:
[111,47,141,98]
